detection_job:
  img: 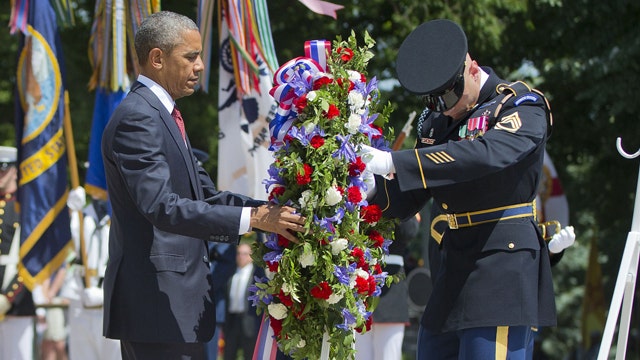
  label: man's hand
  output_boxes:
[0,294,10,317]
[548,226,576,254]
[250,205,306,243]
[359,145,395,176]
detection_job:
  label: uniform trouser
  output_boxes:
[417,325,533,360]
[68,302,121,360]
[354,322,405,360]
[0,316,34,360]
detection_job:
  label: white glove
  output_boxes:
[362,170,376,199]
[548,226,576,254]
[359,145,395,176]
[81,287,104,308]
[0,294,11,316]
[67,186,86,211]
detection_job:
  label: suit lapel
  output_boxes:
[133,83,201,197]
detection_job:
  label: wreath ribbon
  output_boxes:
[268,40,332,149]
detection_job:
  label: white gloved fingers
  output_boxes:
[67,186,86,211]
[548,225,576,254]
[362,170,376,199]
[360,148,395,176]
[0,294,10,316]
[81,287,104,308]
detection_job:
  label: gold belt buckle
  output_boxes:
[447,214,459,229]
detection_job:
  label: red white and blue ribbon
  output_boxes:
[268,40,331,148]
[252,315,278,360]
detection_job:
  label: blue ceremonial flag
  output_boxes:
[12,0,73,290]
[85,88,126,200]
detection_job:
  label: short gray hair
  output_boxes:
[135,11,199,65]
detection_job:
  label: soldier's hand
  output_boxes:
[250,205,306,243]
[0,294,10,316]
[359,145,395,176]
[548,226,575,254]
[67,186,86,211]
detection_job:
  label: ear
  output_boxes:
[149,48,163,70]
[468,59,480,77]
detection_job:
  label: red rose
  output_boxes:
[313,76,333,90]
[269,186,285,201]
[355,276,369,295]
[368,275,377,295]
[310,281,333,300]
[296,163,313,185]
[356,315,373,334]
[369,124,383,139]
[283,134,294,143]
[277,289,294,307]
[374,263,383,274]
[348,156,366,177]
[310,135,325,149]
[323,104,340,119]
[277,234,290,248]
[270,316,283,337]
[351,247,364,259]
[368,230,384,248]
[347,186,362,204]
[335,77,355,91]
[292,94,308,112]
[336,47,354,62]
[360,73,367,83]
[361,204,382,224]
[267,261,279,273]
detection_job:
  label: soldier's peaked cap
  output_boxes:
[0,146,17,163]
[396,19,468,95]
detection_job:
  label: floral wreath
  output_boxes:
[250,32,397,360]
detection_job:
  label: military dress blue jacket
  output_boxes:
[372,68,557,333]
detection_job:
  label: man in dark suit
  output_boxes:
[223,242,263,360]
[101,11,305,360]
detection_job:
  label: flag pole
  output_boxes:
[63,91,90,288]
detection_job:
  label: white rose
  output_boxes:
[282,282,292,293]
[331,238,349,255]
[348,91,365,110]
[297,339,306,348]
[265,268,275,280]
[347,70,362,83]
[355,268,369,279]
[299,190,317,208]
[325,186,342,206]
[307,91,317,101]
[346,113,361,134]
[268,303,289,320]
[299,251,316,268]
[327,292,344,304]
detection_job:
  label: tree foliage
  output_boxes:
[1,0,640,357]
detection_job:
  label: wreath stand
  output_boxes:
[597,137,640,360]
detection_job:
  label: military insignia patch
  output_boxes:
[421,138,436,145]
[495,112,522,133]
[424,151,455,164]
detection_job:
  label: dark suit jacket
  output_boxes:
[101,81,262,343]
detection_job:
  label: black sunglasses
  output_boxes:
[423,64,466,112]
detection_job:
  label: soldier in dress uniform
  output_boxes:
[63,187,121,360]
[0,145,36,360]
[362,19,557,359]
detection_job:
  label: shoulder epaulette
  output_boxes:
[494,81,553,138]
